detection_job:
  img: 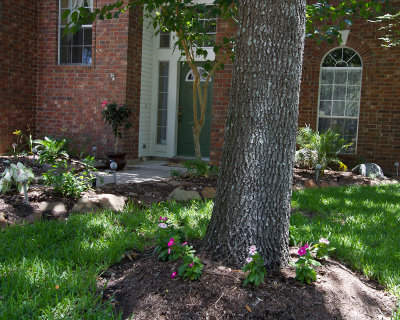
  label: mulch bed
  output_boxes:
[100,248,397,320]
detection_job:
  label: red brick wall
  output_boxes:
[210,18,400,174]
[36,0,142,159]
[0,0,38,153]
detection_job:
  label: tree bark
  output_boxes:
[193,127,202,159]
[203,0,306,269]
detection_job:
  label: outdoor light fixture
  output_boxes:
[109,73,116,82]
[110,161,118,184]
[395,162,399,177]
[92,146,97,159]
[32,147,38,162]
[315,164,322,182]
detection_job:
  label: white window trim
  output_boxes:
[317,47,363,154]
[58,0,93,66]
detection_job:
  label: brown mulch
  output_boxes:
[100,248,397,320]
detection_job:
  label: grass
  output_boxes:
[290,184,400,317]
[0,201,213,320]
[1,183,399,319]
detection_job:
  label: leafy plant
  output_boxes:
[12,129,34,156]
[101,101,132,153]
[290,244,321,284]
[296,126,352,171]
[42,156,98,198]
[178,254,203,281]
[242,245,267,287]
[34,136,69,164]
[0,162,34,194]
[313,238,336,260]
[183,159,219,178]
[170,169,182,178]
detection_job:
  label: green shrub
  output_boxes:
[295,126,352,170]
[34,136,69,165]
[183,159,219,178]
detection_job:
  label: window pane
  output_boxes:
[61,9,69,25]
[157,62,169,144]
[84,28,92,45]
[72,46,82,63]
[348,70,361,85]
[346,101,359,117]
[330,48,342,62]
[320,85,332,100]
[318,118,331,132]
[160,32,170,48]
[348,54,362,67]
[72,29,83,46]
[61,0,69,9]
[158,93,168,107]
[82,47,92,64]
[157,127,167,145]
[343,48,355,62]
[158,109,167,127]
[334,70,347,85]
[60,30,72,46]
[319,101,332,116]
[60,46,71,64]
[332,101,345,116]
[322,54,336,67]
[321,70,333,84]
[347,86,360,101]
[158,76,169,92]
[333,85,346,101]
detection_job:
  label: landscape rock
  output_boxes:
[168,180,183,187]
[24,210,43,224]
[97,194,126,212]
[201,187,216,199]
[320,181,330,188]
[71,194,126,213]
[0,212,8,228]
[37,202,67,217]
[352,163,385,178]
[168,188,201,201]
[304,179,318,189]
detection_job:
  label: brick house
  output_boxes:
[1,1,399,174]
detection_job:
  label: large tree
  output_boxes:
[69,0,385,268]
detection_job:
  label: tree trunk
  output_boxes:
[193,127,202,159]
[203,0,306,269]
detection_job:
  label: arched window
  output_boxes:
[318,47,362,153]
[185,67,209,82]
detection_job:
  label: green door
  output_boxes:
[177,63,214,157]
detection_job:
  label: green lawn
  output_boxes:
[0,184,399,319]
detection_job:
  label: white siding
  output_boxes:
[138,17,154,157]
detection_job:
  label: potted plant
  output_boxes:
[101,100,132,170]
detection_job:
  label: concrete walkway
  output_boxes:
[96,160,185,185]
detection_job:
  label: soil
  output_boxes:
[100,247,397,320]
[1,156,399,318]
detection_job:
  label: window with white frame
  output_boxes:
[318,47,362,153]
[59,0,93,65]
[157,62,169,145]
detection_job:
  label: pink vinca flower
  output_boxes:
[319,238,330,245]
[171,272,177,279]
[304,243,309,249]
[158,216,163,221]
[162,217,168,221]
[246,257,253,263]
[181,242,187,246]
[168,248,171,254]
[102,100,108,107]
[158,223,168,229]
[249,245,257,255]
[167,238,174,247]
[298,246,307,256]
[188,263,194,268]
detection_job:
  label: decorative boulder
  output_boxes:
[168,188,201,201]
[351,163,385,178]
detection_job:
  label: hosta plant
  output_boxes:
[0,162,34,194]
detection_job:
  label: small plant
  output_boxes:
[290,244,321,284]
[295,125,352,171]
[183,159,219,178]
[170,169,182,178]
[34,136,69,164]
[101,101,132,153]
[313,238,336,260]
[42,155,98,198]
[242,245,267,287]
[155,216,203,281]
[12,129,34,156]
[0,162,34,194]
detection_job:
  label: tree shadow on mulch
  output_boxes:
[100,248,396,320]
